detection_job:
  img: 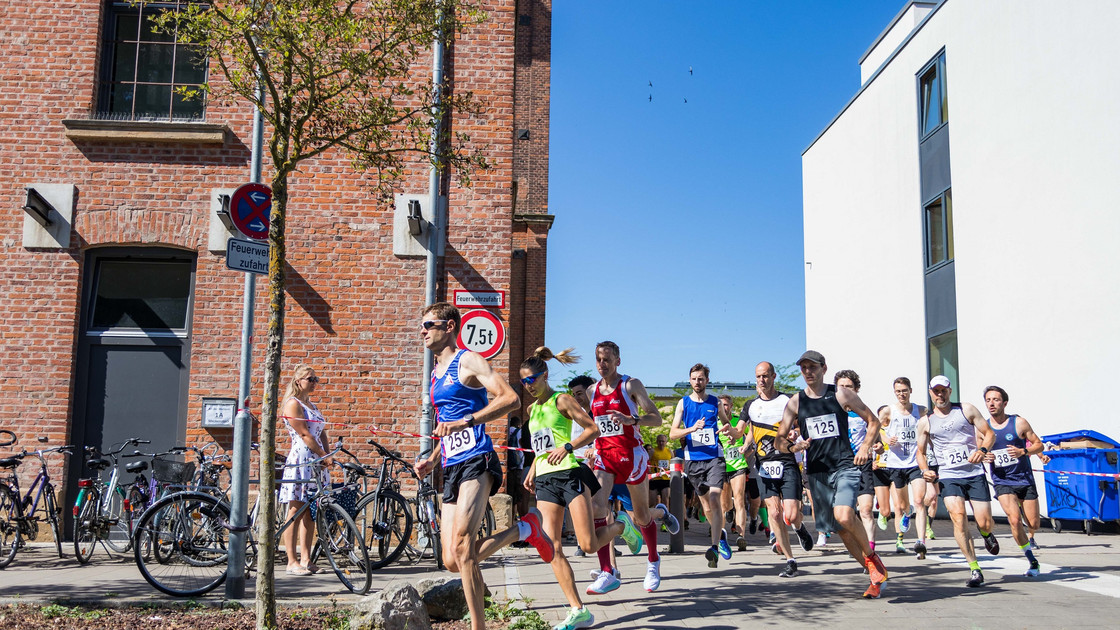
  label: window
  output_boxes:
[90,259,193,330]
[99,1,207,121]
[924,189,954,268]
[928,330,958,393]
[918,52,947,138]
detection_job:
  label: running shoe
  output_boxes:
[865,552,888,584]
[926,523,936,540]
[643,559,662,592]
[573,547,586,557]
[588,567,621,581]
[796,525,814,552]
[586,570,621,595]
[771,542,782,555]
[553,607,594,630]
[749,517,759,535]
[900,510,912,533]
[1029,537,1040,550]
[736,535,747,552]
[698,513,707,523]
[1025,561,1041,578]
[895,536,906,554]
[520,507,555,563]
[616,511,644,555]
[656,503,680,535]
[876,512,889,531]
[718,531,733,560]
[982,533,1000,556]
[914,541,927,560]
[966,569,984,588]
[768,531,777,546]
[816,531,828,548]
[862,581,882,599]
[705,545,719,568]
[779,560,798,578]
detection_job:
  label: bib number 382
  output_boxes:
[442,427,477,458]
[805,414,840,440]
[595,414,625,438]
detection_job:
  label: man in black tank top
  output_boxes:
[778,351,888,599]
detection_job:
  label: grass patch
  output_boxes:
[484,596,548,630]
[40,604,109,621]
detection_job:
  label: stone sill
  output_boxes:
[62,119,229,144]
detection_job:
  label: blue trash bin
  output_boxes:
[1041,430,1120,535]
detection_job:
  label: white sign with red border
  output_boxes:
[454,289,505,309]
[458,309,506,359]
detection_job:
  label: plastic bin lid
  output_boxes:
[1040,430,1120,448]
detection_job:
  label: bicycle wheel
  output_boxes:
[356,490,411,570]
[44,486,63,558]
[105,487,132,553]
[477,502,495,540]
[316,501,371,595]
[133,492,229,597]
[0,485,20,569]
[74,488,99,564]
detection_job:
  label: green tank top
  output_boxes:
[720,423,749,472]
[528,392,580,477]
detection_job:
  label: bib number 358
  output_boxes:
[595,414,624,438]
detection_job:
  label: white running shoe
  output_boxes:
[644,559,661,592]
[586,570,621,595]
[816,532,828,547]
[588,566,621,580]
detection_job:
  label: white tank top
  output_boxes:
[884,404,921,468]
[928,405,983,479]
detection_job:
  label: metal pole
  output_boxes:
[226,79,266,599]
[669,457,685,553]
[419,4,446,459]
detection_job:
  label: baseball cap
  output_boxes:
[796,350,826,366]
[929,375,952,389]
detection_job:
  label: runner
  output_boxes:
[983,385,1044,577]
[649,434,673,513]
[778,351,888,599]
[743,361,813,578]
[520,346,629,630]
[833,370,879,557]
[717,394,753,551]
[567,375,597,557]
[916,375,1000,588]
[872,406,895,536]
[669,365,733,568]
[879,377,929,558]
[415,303,552,630]
[586,341,679,594]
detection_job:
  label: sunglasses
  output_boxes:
[421,319,449,331]
[303,376,320,384]
[520,370,546,386]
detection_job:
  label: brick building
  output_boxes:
[0,0,552,516]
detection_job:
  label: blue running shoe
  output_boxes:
[718,530,732,559]
[900,510,912,533]
[656,503,680,535]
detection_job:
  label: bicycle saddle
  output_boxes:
[0,458,18,468]
[88,458,111,471]
[126,461,148,473]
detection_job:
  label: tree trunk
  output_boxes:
[255,174,288,630]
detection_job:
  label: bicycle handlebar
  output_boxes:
[0,430,15,448]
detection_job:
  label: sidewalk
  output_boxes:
[2,518,1120,629]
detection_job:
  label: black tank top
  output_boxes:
[797,385,855,474]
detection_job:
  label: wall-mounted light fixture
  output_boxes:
[22,187,55,227]
[407,199,426,237]
[216,193,235,231]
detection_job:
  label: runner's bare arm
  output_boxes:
[622,377,663,427]
[718,402,742,439]
[916,418,935,480]
[668,399,691,439]
[776,395,800,453]
[557,393,600,452]
[964,403,995,462]
[1016,416,1044,457]
[433,350,519,437]
[838,387,879,465]
[878,405,897,446]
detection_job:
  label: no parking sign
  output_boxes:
[457,309,506,359]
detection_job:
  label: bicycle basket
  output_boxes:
[151,458,196,485]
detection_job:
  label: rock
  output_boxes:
[415,577,490,621]
[490,493,513,530]
[350,580,431,630]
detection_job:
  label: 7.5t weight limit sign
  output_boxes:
[457,309,506,360]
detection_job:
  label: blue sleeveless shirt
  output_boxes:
[988,415,1033,487]
[430,350,492,466]
[682,394,723,461]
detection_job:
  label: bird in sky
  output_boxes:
[689,66,693,75]
[649,80,653,87]
[683,97,687,103]
[648,94,652,102]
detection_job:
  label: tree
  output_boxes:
[154,1,484,627]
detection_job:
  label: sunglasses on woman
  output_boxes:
[303,376,320,384]
[520,370,546,385]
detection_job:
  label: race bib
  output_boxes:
[595,414,625,438]
[942,445,970,467]
[531,428,556,455]
[692,427,716,446]
[442,427,477,458]
[898,428,918,444]
[658,459,670,471]
[804,414,840,440]
[726,448,744,462]
[759,460,785,479]
[992,448,1017,468]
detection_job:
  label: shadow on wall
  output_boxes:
[286,262,334,336]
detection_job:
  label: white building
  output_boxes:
[802,0,1120,459]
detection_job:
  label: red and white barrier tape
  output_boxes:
[1034,468,1120,479]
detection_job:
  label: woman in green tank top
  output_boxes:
[520,346,628,629]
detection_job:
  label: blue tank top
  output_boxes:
[847,410,868,455]
[988,415,1033,486]
[430,350,492,466]
[682,394,723,461]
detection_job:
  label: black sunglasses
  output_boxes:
[421,319,449,331]
[303,376,320,384]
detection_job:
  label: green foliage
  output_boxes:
[40,604,108,620]
[773,362,802,394]
[558,368,594,394]
[483,596,549,630]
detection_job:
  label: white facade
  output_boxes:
[802,0,1120,457]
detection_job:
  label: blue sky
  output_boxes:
[544,0,905,386]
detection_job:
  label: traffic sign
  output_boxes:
[229,183,271,240]
[226,237,269,275]
[454,289,506,309]
[458,309,506,359]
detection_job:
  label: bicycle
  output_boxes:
[72,437,151,562]
[132,440,371,597]
[0,436,75,568]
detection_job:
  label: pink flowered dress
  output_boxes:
[279,398,328,504]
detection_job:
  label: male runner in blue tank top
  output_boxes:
[778,351,888,599]
[414,302,553,630]
[983,385,1044,577]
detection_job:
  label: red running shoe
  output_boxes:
[865,552,888,584]
[520,507,554,563]
[863,581,882,599]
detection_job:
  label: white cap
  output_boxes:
[929,375,951,389]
